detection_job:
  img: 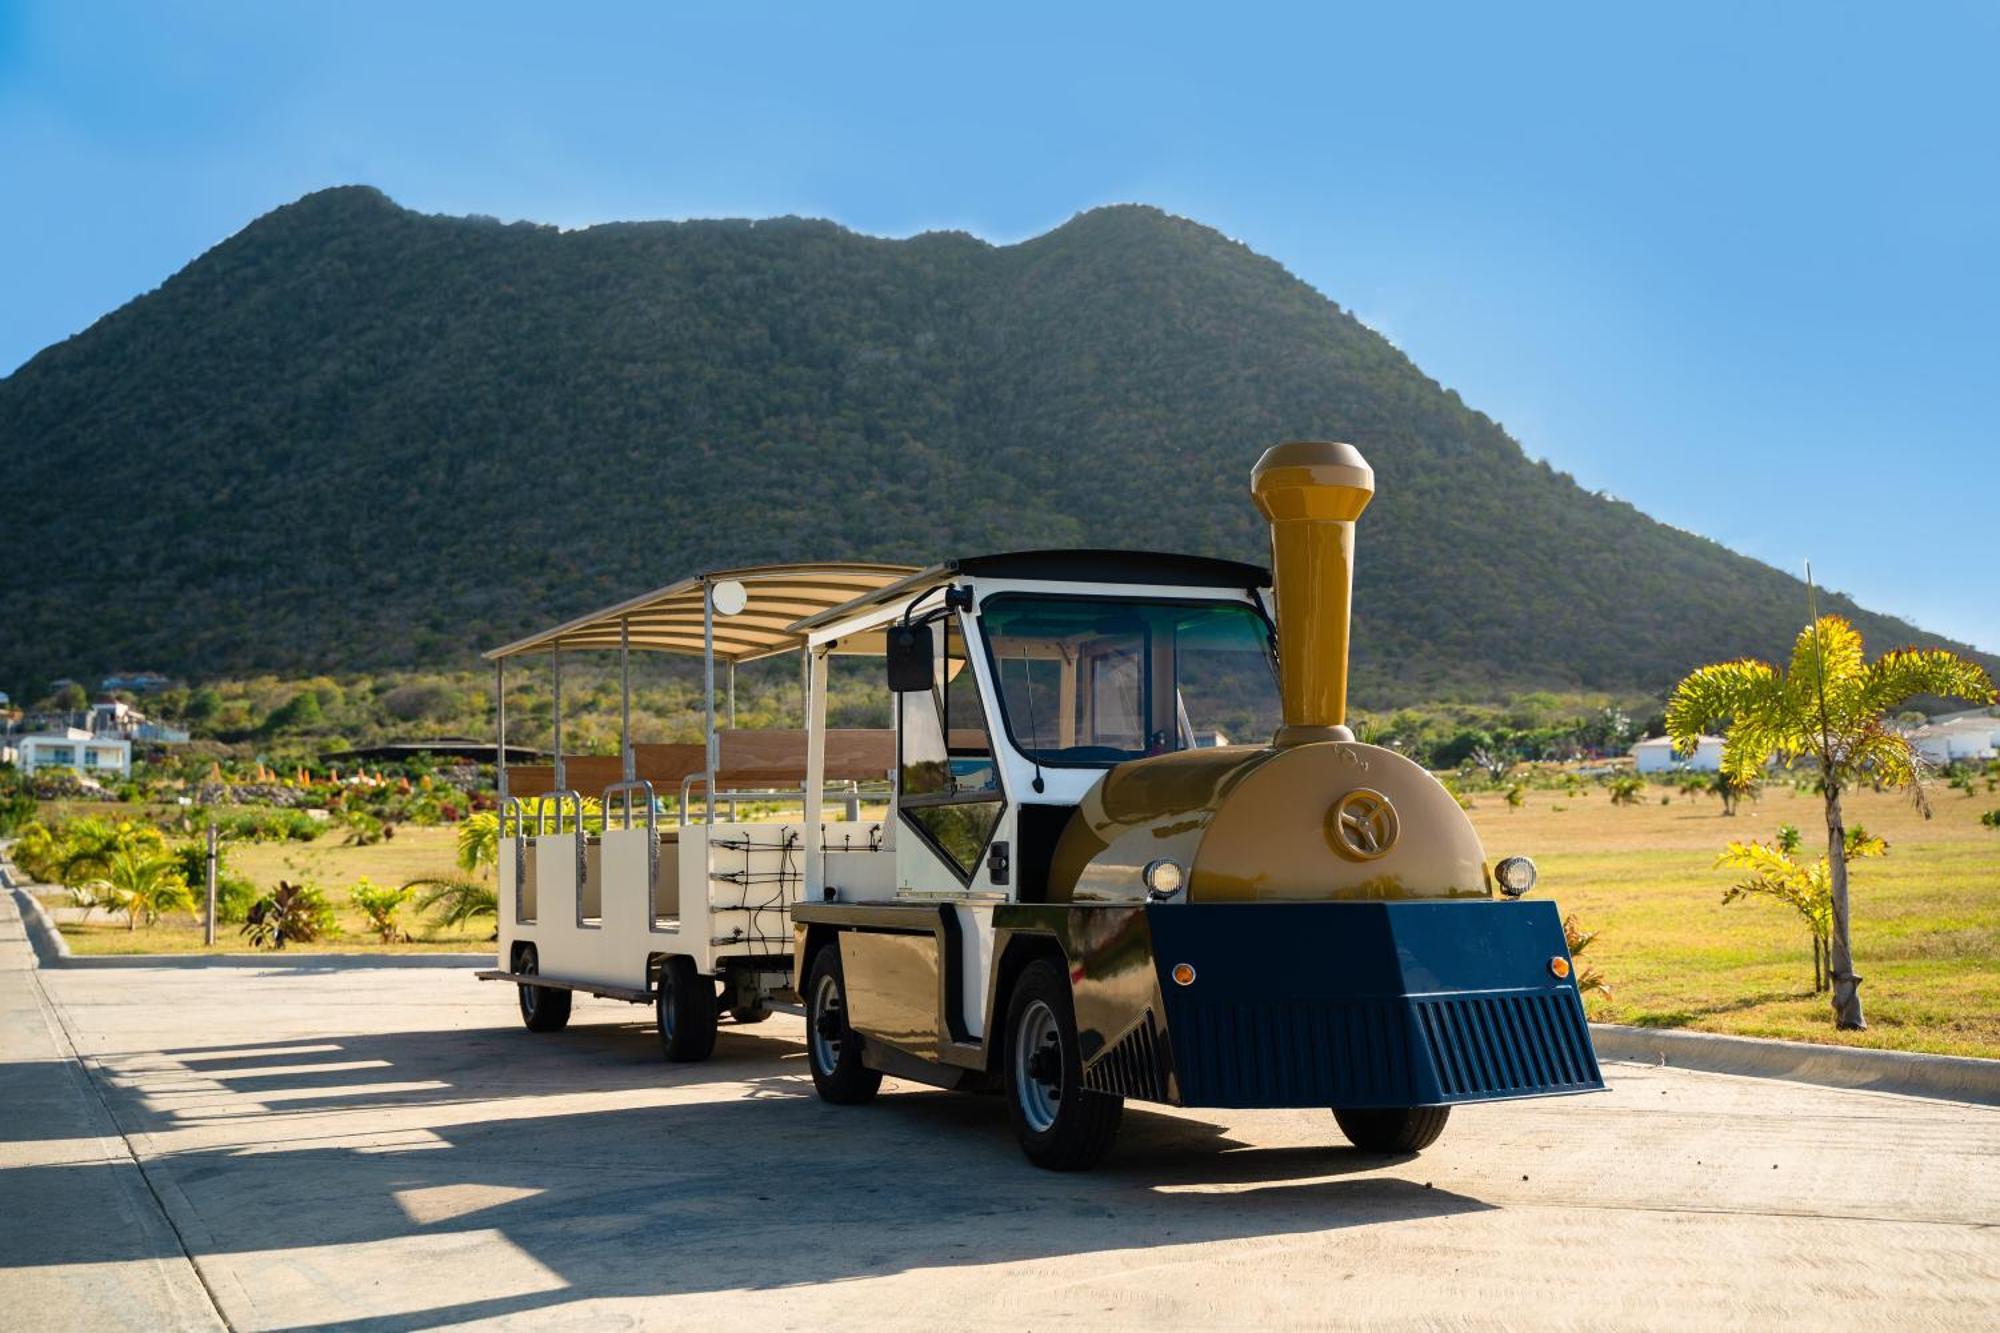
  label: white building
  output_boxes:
[11,729,132,779]
[1908,716,2000,766]
[1631,734,1724,773]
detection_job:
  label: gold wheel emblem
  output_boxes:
[1328,788,1398,861]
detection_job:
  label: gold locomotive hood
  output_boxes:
[1047,441,1491,904]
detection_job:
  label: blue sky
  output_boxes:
[3,1,1995,650]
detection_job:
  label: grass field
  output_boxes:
[1467,780,2000,1058]
[39,778,2000,1057]
[51,825,489,955]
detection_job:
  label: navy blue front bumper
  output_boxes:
[1129,900,1603,1109]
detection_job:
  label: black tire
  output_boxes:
[1333,1105,1451,1153]
[731,1000,773,1024]
[656,956,718,1062]
[1004,958,1123,1170]
[516,948,572,1033]
[805,945,881,1104]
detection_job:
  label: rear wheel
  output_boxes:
[1005,958,1122,1170]
[1333,1105,1451,1153]
[515,947,571,1033]
[656,956,718,1062]
[805,945,881,1104]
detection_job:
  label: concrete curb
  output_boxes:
[47,951,494,970]
[9,885,73,966]
[1591,1022,2000,1107]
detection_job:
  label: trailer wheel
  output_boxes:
[805,945,881,1104]
[1005,958,1123,1170]
[515,947,571,1033]
[655,956,718,1062]
[1333,1105,1451,1153]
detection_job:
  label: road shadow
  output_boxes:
[17,1012,1494,1328]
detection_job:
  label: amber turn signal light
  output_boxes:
[1549,956,1572,980]
[1171,963,1197,986]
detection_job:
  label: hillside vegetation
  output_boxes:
[1,186,1985,702]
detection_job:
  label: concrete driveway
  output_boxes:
[6,936,1997,1328]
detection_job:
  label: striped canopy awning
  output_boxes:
[483,563,921,664]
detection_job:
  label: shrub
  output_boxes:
[1714,826,1888,992]
[242,880,336,949]
[380,682,457,722]
[74,846,195,930]
[1562,914,1610,998]
[1608,774,1645,806]
[210,808,321,843]
[1982,809,2000,830]
[0,769,37,836]
[349,877,414,943]
[164,841,259,924]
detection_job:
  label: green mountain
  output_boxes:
[1,186,1983,704]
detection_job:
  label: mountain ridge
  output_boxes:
[1,186,1985,703]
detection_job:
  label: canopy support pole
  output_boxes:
[726,660,737,729]
[495,659,508,804]
[620,618,634,783]
[552,647,565,795]
[803,644,828,900]
[703,582,716,825]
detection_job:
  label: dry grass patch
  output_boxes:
[56,825,490,956]
[1471,781,2000,1058]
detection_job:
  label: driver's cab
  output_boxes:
[802,553,1283,920]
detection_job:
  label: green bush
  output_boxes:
[242,881,336,948]
[164,841,259,924]
[209,808,321,843]
[348,877,414,942]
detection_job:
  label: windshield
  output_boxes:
[981,595,1281,766]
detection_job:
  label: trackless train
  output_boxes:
[479,441,1603,1168]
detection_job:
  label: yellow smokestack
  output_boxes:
[1250,441,1375,746]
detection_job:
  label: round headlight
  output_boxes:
[1142,858,1185,900]
[1495,856,1537,898]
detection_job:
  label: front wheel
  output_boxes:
[806,945,881,1104]
[1005,958,1122,1170]
[516,948,571,1033]
[656,956,718,1062]
[1333,1105,1451,1153]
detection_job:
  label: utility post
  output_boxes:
[203,821,218,946]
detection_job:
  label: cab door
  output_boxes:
[893,609,1008,1040]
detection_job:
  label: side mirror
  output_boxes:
[886,622,934,692]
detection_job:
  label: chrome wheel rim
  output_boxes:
[1013,999,1062,1133]
[810,971,844,1073]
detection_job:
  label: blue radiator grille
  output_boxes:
[1167,989,1600,1108]
[1174,996,1421,1107]
[1082,1011,1168,1101]
[1414,992,1600,1098]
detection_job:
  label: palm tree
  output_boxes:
[456,811,500,872]
[81,846,196,931]
[1668,615,1994,1028]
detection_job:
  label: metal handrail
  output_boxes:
[602,779,657,832]
[500,795,529,920]
[602,779,660,887]
[677,774,888,826]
